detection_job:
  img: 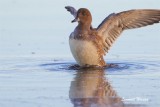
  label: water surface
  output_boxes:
[0,56,160,107]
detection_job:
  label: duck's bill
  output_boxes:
[71,17,80,23]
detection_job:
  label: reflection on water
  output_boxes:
[1,58,159,107]
[69,68,147,107]
[69,68,123,107]
[40,59,160,106]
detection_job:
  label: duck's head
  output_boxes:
[72,8,92,25]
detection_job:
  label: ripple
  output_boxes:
[40,60,160,74]
[40,61,75,71]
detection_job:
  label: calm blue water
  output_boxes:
[0,0,160,107]
[0,56,160,107]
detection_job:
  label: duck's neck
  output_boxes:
[76,22,91,33]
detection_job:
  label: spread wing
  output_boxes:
[97,9,160,53]
[65,6,77,18]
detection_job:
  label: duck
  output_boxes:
[65,6,160,67]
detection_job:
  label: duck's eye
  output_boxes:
[82,12,86,16]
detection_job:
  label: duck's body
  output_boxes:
[65,6,160,67]
[69,38,100,66]
[69,32,106,66]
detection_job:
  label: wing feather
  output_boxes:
[65,6,77,18]
[97,9,160,53]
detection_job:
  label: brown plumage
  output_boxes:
[69,69,123,106]
[65,6,160,67]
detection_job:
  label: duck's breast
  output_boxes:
[69,38,100,66]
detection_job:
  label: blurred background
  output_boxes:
[0,0,160,58]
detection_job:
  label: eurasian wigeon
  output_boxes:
[65,6,160,67]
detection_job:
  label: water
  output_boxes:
[0,56,160,107]
[0,0,160,107]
